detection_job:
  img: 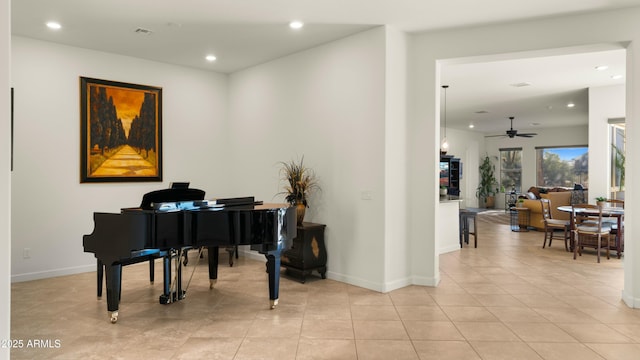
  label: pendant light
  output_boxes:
[441,85,449,154]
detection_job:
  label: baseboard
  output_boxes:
[621,289,640,308]
[324,271,384,292]
[240,249,442,291]
[12,264,95,283]
[381,277,414,293]
[240,248,265,262]
[439,244,461,254]
[411,273,441,287]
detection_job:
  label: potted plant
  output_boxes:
[440,185,448,196]
[612,143,625,191]
[595,196,607,207]
[278,156,320,225]
[476,155,499,208]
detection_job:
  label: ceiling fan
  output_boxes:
[486,116,537,138]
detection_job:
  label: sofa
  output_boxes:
[519,188,587,231]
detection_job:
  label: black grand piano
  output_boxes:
[83,186,296,323]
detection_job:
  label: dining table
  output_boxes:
[557,205,624,258]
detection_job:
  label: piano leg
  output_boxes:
[104,263,122,323]
[97,259,103,298]
[149,258,155,284]
[207,246,219,289]
[225,246,235,267]
[265,252,281,309]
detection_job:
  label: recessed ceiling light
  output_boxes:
[595,65,609,71]
[611,74,623,80]
[46,21,62,30]
[289,21,304,29]
[205,55,217,62]
[468,124,475,129]
[567,102,575,108]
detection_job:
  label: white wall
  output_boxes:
[1,0,11,355]
[228,27,389,291]
[438,201,460,253]
[11,37,229,281]
[410,7,640,307]
[383,27,410,291]
[588,85,626,199]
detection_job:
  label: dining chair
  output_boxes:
[603,199,624,258]
[601,199,624,225]
[571,204,611,263]
[604,199,625,208]
[540,198,570,251]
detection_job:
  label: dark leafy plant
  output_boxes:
[612,143,625,190]
[277,156,320,207]
[476,154,499,201]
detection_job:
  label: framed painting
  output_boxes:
[80,77,162,182]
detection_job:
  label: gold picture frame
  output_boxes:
[80,77,162,182]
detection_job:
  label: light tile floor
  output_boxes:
[10,215,640,359]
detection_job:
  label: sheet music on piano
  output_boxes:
[151,196,263,212]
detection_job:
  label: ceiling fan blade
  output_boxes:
[516,133,537,137]
[484,134,507,138]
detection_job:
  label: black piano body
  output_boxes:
[83,189,296,323]
[93,188,207,299]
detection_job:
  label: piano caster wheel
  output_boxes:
[270,299,278,309]
[110,311,118,324]
[209,279,217,289]
[159,294,171,304]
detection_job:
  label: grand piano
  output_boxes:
[83,186,296,323]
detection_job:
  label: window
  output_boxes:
[500,148,522,192]
[610,121,625,199]
[535,146,588,188]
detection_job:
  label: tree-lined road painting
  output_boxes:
[86,82,159,179]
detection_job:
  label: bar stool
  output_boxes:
[459,210,477,248]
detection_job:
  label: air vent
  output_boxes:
[134,27,153,35]
[510,82,531,87]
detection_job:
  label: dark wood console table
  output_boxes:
[281,222,327,283]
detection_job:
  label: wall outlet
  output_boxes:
[23,248,30,259]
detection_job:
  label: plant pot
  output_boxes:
[440,188,448,196]
[484,196,495,208]
[295,202,306,225]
